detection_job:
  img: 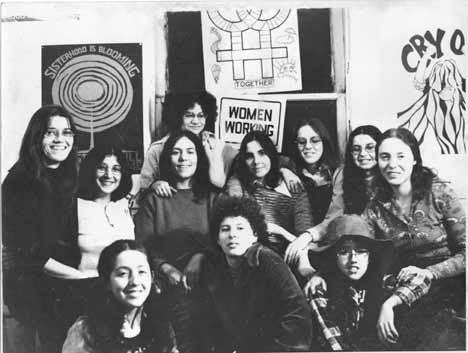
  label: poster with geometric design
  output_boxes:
[201,9,302,95]
[42,43,143,173]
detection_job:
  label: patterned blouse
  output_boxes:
[362,179,466,280]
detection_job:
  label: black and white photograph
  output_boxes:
[2,1,466,352]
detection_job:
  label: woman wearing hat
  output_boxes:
[305,215,430,351]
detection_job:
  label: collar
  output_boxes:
[243,242,262,267]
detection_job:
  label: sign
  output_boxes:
[42,43,143,173]
[201,9,302,95]
[218,96,286,151]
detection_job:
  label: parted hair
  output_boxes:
[375,127,436,202]
[162,91,217,133]
[18,104,78,197]
[343,125,382,214]
[235,130,281,191]
[292,116,337,172]
[77,144,132,202]
[159,130,211,202]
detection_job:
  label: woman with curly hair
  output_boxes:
[2,105,83,352]
[77,144,134,278]
[285,125,382,264]
[363,128,465,350]
[62,240,172,353]
[139,91,237,195]
[227,130,314,258]
[182,196,312,352]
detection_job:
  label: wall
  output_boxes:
[347,1,468,204]
[1,2,165,180]
[2,1,467,206]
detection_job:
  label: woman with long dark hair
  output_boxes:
[364,128,465,350]
[283,117,337,263]
[2,105,83,352]
[135,130,217,289]
[228,130,314,258]
[77,144,134,278]
[62,240,172,353]
[139,91,237,195]
[285,125,382,265]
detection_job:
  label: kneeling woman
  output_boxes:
[188,197,312,352]
[62,240,172,353]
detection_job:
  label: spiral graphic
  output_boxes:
[51,54,133,133]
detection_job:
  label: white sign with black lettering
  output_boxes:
[218,96,286,152]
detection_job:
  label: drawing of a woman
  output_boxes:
[398,47,466,154]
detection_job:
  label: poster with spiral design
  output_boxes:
[42,43,143,173]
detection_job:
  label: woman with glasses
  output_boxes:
[283,117,337,264]
[76,144,134,278]
[2,105,83,352]
[363,128,465,350]
[228,130,314,258]
[139,91,237,196]
[285,125,383,266]
[306,215,396,351]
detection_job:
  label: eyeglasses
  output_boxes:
[351,144,376,155]
[96,164,122,176]
[336,248,369,258]
[183,112,207,120]
[44,128,75,139]
[296,137,322,148]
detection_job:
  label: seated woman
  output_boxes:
[77,144,134,278]
[306,215,395,351]
[187,196,313,352]
[225,130,314,258]
[283,117,337,263]
[363,127,465,350]
[135,130,218,288]
[287,125,382,273]
[62,240,172,353]
[139,91,237,194]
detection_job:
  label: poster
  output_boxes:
[42,43,143,173]
[218,96,286,151]
[201,9,302,95]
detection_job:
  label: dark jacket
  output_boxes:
[194,244,313,352]
[2,161,79,322]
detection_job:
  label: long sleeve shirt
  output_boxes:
[362,179,465,280]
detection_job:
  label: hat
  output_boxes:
[308,214,394,276]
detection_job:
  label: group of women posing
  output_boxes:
[2,91,465,353]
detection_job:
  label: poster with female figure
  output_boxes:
[398,29,466,154]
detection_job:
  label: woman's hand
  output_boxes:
[284,230,315,265]
[159,263,184,286]
[152,180,177,198]
[183,253,205,290]
[303,272,327,298]
[279,168,304,193]
[397,265,434,283]
[377,295,402,346]
[267,222,296,243]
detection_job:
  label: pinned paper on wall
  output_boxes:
[42,43,144,173]
[201,9,302,95]
[218,96,286,152]
[398,28,466,154]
